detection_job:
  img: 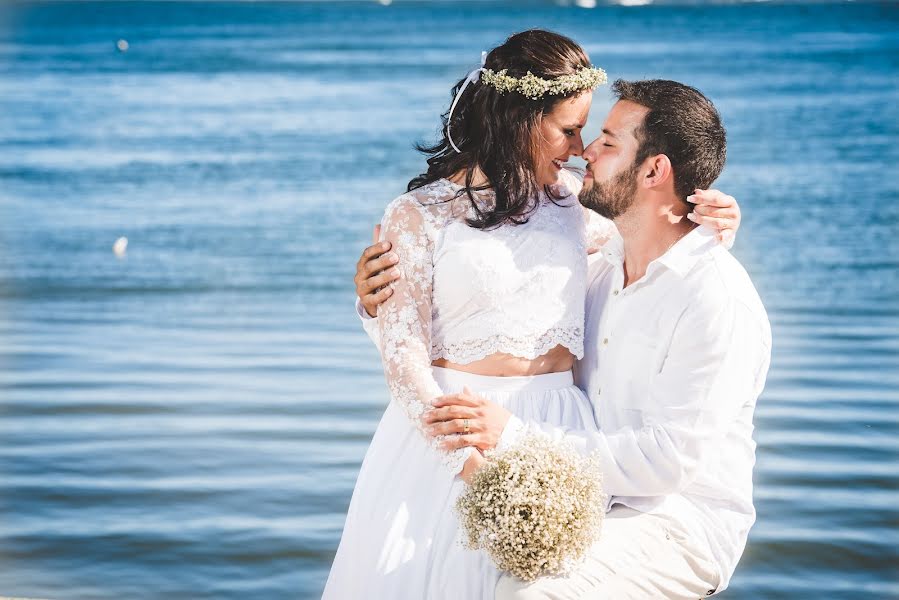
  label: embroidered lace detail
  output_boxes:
[375,177,589,475]
[432,326,584,365]
[584,208,617,253]
[377,186,472,475]
[557,168,619,253]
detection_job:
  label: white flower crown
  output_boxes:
[480,66,608,100]
[446,53,609,153]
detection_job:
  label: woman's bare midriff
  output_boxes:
[431,344,575,377]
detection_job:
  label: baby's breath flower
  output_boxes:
[480,66,608,100]
[455,434,606,582]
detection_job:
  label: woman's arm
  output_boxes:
[687,188,741,249]
[377,196,474,476]
[581,189,743,253]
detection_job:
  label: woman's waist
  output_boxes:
[430,365,575,394]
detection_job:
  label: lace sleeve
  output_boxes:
[558,169,618,253]
[377,195,473,476]
[583,207,618,254]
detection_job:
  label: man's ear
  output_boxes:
[641,154,673,189]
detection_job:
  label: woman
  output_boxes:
[324,30,739,599]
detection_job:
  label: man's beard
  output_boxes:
[578,162,639,220]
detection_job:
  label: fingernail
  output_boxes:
[380,242,389,250]
[389,268,400,277]
[385,252,398,262]
[687,212,698,223]
[686,195,697,203]
[384,287,393,296]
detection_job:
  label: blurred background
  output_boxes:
[0,1,897,598]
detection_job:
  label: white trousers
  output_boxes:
[495,506,720,600]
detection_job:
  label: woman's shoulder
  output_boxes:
[557,168,584,196]
[382,179,462,226]
[406,178,466,206]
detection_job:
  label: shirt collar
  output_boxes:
[655,225,718,278]
[600,232,625,265]
[600,225,718,279]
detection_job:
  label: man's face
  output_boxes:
[578,100,649,220]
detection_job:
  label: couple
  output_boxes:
[323,29,770,600]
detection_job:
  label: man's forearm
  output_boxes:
[499,415,708,499]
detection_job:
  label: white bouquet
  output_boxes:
[455,433,606,582]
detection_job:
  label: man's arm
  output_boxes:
[355,297,381,349]
[428,298,771,498]
[506,301,767,497]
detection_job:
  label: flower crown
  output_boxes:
[480,66,608,100]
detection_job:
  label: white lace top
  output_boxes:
[376,173,617,474]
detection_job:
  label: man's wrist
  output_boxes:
[355,297,377,321]
[495,414,526,453]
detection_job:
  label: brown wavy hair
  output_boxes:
[408,29,592,229]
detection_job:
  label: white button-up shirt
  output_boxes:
[501,225,771,594]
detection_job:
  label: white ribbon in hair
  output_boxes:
[447,51,487,154]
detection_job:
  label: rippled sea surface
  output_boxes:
[1,1,897,598]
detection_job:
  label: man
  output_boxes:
[353,80,771,598]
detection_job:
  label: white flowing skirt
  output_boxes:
[322,367,597,600]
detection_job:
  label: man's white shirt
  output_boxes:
[356,224,771,595]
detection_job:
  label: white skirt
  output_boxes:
[322,367,597,600]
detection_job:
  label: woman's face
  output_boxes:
[534,91,592,187]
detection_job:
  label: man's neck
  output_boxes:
[614,194,697,288]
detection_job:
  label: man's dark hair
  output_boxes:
[612,79,726,201]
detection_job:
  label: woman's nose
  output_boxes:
[570,133,585,157]
[582,140,598,163]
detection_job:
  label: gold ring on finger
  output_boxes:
[463,419,470,434]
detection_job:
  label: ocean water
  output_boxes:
[0,1,897,598]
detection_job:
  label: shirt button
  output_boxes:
[602,338,609,345]
[613,290,619,296]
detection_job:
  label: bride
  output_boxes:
[323,30,740,600]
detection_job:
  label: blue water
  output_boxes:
[1,1,897,598]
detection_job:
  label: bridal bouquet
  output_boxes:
[455,433,606,582]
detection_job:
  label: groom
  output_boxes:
[353,80,770,598]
